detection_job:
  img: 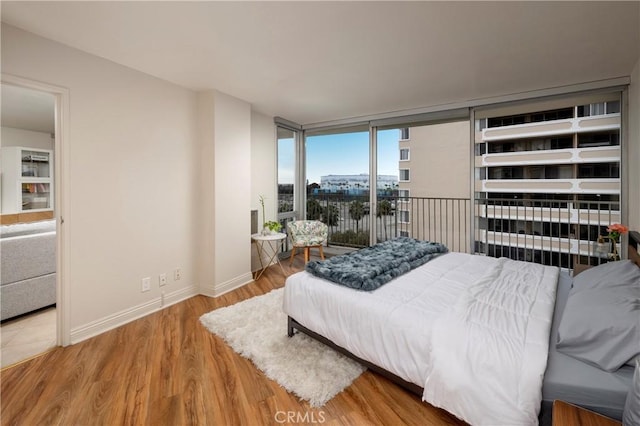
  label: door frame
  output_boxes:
[2,73,71,346]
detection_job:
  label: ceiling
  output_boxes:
[1,84,55,134]
[1,1,639,126]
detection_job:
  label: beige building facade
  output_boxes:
[396,120,470,252]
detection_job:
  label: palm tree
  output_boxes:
[377,199,392,241]
[323,204,339,229]
[349,200,364,234]
[307,198,322,220]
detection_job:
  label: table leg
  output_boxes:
[253,238,286,281]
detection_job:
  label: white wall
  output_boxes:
[1,127,54,150]
[2,24,200,342]
[197,90,253,297]
[629,57,640,232]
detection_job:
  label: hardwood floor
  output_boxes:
[1,258,466,426]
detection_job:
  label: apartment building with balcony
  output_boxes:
[474,92,623,268]
[393,91,625,266]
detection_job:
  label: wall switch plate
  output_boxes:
[159,273,167,287]
[174,268,181,281]
[141,277,151,292]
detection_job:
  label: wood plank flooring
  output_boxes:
[1,258,466,426]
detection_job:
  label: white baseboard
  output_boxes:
[200,272,254,298]
[70,284,198,344]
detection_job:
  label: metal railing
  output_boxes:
[305,194,471,252]
[474,196,622,269]
[280,194,622,270]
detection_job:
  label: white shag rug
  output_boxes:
[199,288,365,407]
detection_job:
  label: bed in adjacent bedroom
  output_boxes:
[283,235,640,426]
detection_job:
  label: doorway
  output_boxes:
[1,76,69,366]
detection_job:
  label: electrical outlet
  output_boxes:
[141,277,151,292]
[174,267,181,281]
[159,273,167,287]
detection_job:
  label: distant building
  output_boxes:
[474,93,621,268]
[319,174,398,195]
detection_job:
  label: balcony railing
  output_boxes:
[289,194,623,270]
[474,196,622,269]
[304,194,471,252]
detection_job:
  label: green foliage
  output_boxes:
[349,200,365,233]
[307,198,323,220]
[264,221,282,232]
[329,230,369,247]
[377,200,392,217]
[323,204,340,227]
[377,199,392,240]
[278,203,292,213]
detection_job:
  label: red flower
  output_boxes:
[607,223,628,242]
[607,223,628,234]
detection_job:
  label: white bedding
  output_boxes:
[283,252,559,425]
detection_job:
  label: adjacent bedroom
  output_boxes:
[1,2,639,426]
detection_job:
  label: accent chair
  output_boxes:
[287,220,328,264]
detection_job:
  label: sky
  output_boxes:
[278,129,400,185]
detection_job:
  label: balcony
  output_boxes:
[475,197,623,269]
[477,114,620,142]
[477,178,620,194]
[476,146,621,167]
[284,194,623,271]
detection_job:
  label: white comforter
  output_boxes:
[283,252,558,425]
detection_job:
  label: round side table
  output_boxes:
[251,232,287,280]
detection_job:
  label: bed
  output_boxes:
[539,267,635,423]
[283,234,640,425]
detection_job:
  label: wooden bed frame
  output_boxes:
[287,231,640,399]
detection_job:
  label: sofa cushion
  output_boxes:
[1,232,56,285]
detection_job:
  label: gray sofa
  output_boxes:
[1,219,56,321]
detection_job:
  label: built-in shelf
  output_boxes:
[1,147,54,214]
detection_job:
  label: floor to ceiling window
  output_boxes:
[474,91,624,268]
[277,126,296,217]
[300,112,470,250]
[305,128,370,247]
[375,121,471,251]
[281,85,627,268]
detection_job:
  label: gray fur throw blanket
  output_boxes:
[305,237,448,291]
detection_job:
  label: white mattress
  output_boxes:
[283,252,500,388]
